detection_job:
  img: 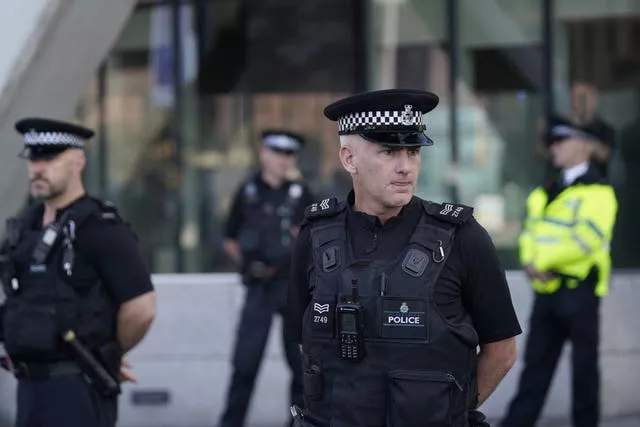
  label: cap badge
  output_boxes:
[401,104,413,126]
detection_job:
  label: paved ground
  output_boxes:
[484,414,640,427]
[535,414,640,427]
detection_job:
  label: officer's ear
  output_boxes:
[339,135,360,175]
[339,145,357,175]
[69,149,87,174]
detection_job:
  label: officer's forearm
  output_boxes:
[475,337,517,406]
[117,291,156,353]
[223,238,243,266]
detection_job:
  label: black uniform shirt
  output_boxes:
[286,192,522,345]
[23,195,154,306]
[225,172,315,239]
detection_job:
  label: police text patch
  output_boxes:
[379,298,427,341]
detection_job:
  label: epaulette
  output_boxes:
[89,197,121,222]
[423,201,474,225]
[303,197,343,221]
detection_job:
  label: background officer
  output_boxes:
[0,117,157,427]
[219,130,314,427]
[285,89,522,427]
[500,115,617,427]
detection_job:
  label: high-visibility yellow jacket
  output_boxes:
[518,172,617,297]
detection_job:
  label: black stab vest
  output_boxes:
[300,200,479,427]
[1,198,119,363]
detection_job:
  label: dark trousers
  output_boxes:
[219,280,304,427]
[501,283,601,427]
[16,373,117,427]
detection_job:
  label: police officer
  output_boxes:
[219,130,314,427]
[285,89,523,427]
[0,118,157,427]
[500,116,618,427]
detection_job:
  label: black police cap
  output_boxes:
[261,129,305,154]
[14,117,94,160]
[546,114,607,145]
[323,89,439,147]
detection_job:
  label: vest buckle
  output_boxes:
[322,246,340,272]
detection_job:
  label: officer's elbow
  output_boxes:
[482,336,517,372]
[137,291,157,327]
[120,291,157,329]
[503,340,517,371]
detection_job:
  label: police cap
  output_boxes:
[323,88,439,147]
[261,129,305,155]
[14,117,94,160]
[546,115,608,145]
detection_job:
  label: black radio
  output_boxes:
[336,278,364,361]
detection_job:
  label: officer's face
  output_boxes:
[344,138,421,208]
[549,137,590,168]
[260,147,296,181]
[27,149,84,200]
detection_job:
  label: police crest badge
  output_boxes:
[401,104,413,126]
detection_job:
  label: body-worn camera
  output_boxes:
[31,211,71,266]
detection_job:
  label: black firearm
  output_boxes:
[62,330,120,397]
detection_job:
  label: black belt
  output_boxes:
[14,360,82,381]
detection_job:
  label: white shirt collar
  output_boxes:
[563,162,589,186]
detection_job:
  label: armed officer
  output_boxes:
[0,118,156,427]
[218,130,314,427]
[500,116,617,427]
[286,89,523,427]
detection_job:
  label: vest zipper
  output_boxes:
[390,370,464,391]
[447,373,464,391]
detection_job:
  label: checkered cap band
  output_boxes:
[264,134,300,151]
[337,108,424,134]
[551,125,595,141]
[23,130,85,147]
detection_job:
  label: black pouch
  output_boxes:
[3,303,59,354]
[386,370,462,427]
[303,364,323,401]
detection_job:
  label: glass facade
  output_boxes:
[74,0,640,273]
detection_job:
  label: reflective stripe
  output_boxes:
[572,233,592,254]
[585,219,605,241]
[542,218,575,227]
[535,236,562,243]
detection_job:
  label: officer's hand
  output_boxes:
[524,263,538,280]
[468,409,490,427]
[249,261,277,279]
[524,263,554,282]
[537,271,555,283]
[118,358,137,384]
[290,226,300,238]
